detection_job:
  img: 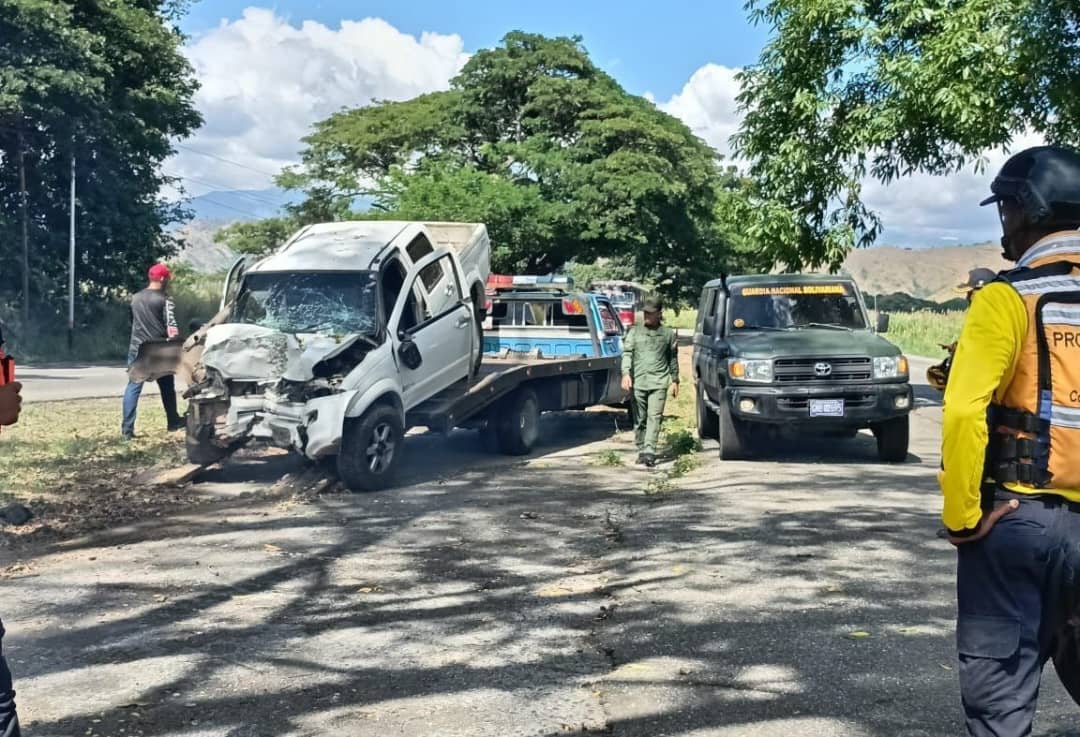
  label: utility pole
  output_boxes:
[17,130,29,325]
[68,151,76,351]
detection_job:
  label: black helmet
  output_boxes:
[981,145,1080,227]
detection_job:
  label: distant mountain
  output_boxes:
[173,220,238,273]
[184,187,301,222]
[841,242,1010,302]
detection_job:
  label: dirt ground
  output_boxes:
[2,359,1079,736]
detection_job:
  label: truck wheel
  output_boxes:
[185,406,227,466]
[873,416,910,462]
[497,387,540,455]
[696,383,719,440]
[717,397,748,460]
[337,404,404,491]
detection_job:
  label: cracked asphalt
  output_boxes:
[2,363,1078,736]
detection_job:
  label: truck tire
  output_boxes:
[185,406,227,466]
[337,404,404,491]
[696,383,719,440]
[874,415,910,462]
[717,396,748,460]
[497,387,540,455]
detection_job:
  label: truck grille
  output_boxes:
[773,357,872,383]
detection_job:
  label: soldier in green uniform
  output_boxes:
[620,295,679,467]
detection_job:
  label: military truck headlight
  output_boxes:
[729,359,773,383]
[873,355,909,379]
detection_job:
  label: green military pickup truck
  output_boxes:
[692,274,912,462]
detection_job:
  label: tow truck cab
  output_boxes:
[692,274,912,462]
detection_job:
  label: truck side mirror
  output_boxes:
[876,313,891,333]
[397,334,423,370]
[702,315,716,336]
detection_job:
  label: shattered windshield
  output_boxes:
[233,271,379,335]
[728,282,867,331]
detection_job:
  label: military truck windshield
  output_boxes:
[234,271,379,335]
[728,282,867,331]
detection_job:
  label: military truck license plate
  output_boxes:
[809,399,844,417]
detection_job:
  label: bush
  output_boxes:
[0,265,225,364]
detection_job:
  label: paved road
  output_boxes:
[6,357,1078,736]
[18,364,158,402]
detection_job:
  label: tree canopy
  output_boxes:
[244,32,753,303]
[734,0,1080,270]
[0,0,201,311]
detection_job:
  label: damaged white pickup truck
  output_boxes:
[181,221,491,490]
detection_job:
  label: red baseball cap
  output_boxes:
[148,263,172,281]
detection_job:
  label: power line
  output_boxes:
[172,143,283,178]
[163,170,289,209]
[173,191,265,219]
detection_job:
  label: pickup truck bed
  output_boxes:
[407,354,622,435]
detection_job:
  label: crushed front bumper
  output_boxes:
[213,390,358,459]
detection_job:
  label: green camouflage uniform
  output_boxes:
[622,323,679,455]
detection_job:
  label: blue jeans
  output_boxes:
[122,352,181,435]
[0,619,20,737]
[956,490,1080,736]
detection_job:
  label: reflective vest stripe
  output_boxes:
[1011,276,1080,295]
[1052,404,1080,429]
[1042,305,1080,326]
[1019,235,1080,267]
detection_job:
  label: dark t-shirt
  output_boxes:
[128,288,178,358]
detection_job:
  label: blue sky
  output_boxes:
[173,2,1008,246]
[180,1,767,101]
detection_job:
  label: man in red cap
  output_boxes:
[122,263,182,439]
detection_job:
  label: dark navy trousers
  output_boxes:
[0,619,19,737]
[957,491,1080,736]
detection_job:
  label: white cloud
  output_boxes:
[657,63,742,158]
[655,63,1044,246]
[169,9,468,201]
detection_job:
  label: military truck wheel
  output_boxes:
[717,397,748,460]
[696,383,719,439]
[337,404,404,491]
[874,415,909,462]
[185,406,227,466]
[497,387,540,455]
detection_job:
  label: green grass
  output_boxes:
[664,308,698,332]
[596,450,624,467]
[883,310,966,358]
[0,397,187,502]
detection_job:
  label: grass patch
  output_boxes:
[0,397,187,502]
[664,308,698,332]
[596,450,624,467]
[883,310,966,358]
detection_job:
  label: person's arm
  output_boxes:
[668,330,680,383]
[620,328,634,390]
[940,283,1027,534]
[164,296,179,339]
[621,327,635,377]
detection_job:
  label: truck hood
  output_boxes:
[201,323,372,383]
[728,329,900,358]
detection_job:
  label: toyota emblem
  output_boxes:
[813,362,833,377]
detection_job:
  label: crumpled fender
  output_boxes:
[304,390,359,459]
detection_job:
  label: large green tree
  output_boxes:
[0,0,201,314]
[734,0,1080,270]
[256,32,749,303]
